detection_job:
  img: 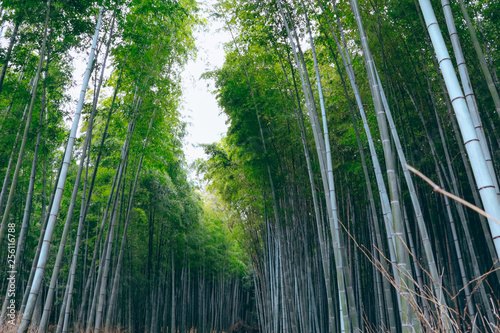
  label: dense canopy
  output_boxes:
[0,0,499,332]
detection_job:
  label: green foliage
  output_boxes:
[0,0,255,330]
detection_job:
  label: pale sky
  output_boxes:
[68,2,230,180]
[180,1,230,175]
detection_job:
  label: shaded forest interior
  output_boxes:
[0,0,499,332]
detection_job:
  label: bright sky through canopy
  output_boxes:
[180,1,230,174]
[68,1,229,174]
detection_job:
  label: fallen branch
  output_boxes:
[406,164,500,226]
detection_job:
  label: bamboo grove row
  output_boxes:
[0,0,254,332]
[200,0,500,331]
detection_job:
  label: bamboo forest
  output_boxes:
[1,0,500,331]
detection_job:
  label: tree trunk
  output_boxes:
[417,0,500,258]
[0,20,20,94]
[349,0,416,330]
[0,1,51,246]
[456,0,500,117]
[17,6,104,331]
[0,69,47,323]
[104,109,157,332]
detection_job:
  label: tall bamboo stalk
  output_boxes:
[456,0,500,117]
[0,77,46,323]
[407,85,476,324]
[0,103,27,228]
[417,0,500,258]
[104,109,157,332]
[37,52,102,330]
[276,1,351,331]
[349,0,416,330]
[55,13,116,332]
[440,0,499,199]
[304,5,359,330]
[0,0,50,246]
[375,69,450,329]
[17,6,104,331]
[0,20,19,94]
